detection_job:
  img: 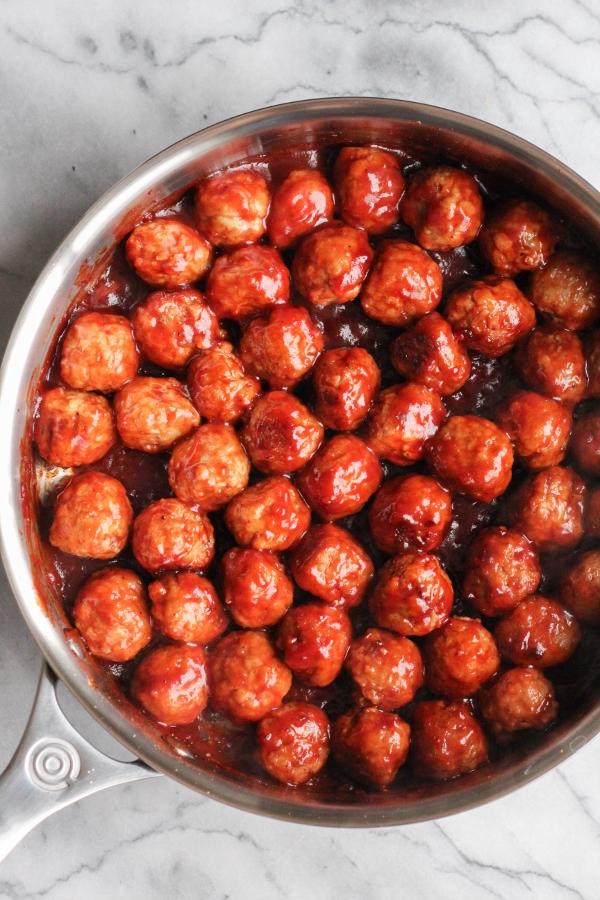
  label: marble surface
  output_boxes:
[1,0,600,896]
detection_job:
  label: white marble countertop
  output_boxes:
[1,1,600,897]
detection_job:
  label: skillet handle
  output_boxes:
[0,663,159,863]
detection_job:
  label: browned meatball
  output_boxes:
[206,244,290,320]
[332,707,410,788]
[148,572,228,644]
[368,474,452,554]
[34,386,116,468]
[239,306,324,389]
[334,146,405,234]
[221,547,293,628]
[132,498,214,573]
[277,603,351,687]
[49,472,133,559]
[586,486,600,538]
[187,342,261,423]
[361,240,443,327]
[130,644,208,725]
[585,330,600,398]
[496,390,572,470]
[346,628,424,709]
[424,617,500,698]
[267,168,334,248]
[496,595,581,668]
[367,382,445,466]
[168,424,250,510]
[445,277,536,357]
[195,169,270,246]
[312,347,381,431]
[126,218,212,288]
[59,311,139,393]
[401,166,484,251]
[390,311,472,397]
[225,475,310,551]
[289,524,373,608]
[292,223,374,305]
[561,549,600,625]
[371,552,454,637]
[242,391,324,475]
[257,702,330,785]
[510,466,586,552]
[296,434,382,520]
[479,200,559,276]
[73,568,151,662]
[478,668,558,739]
[411,700,488,781]
[131,289,223,370]
[464,526,541,618]
[114,377,199,453]
[571,411,600,476]
[518,325,587,405]
[530,250,600,331]
[209,631,292,722]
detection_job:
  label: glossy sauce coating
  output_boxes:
[289,523,373,608]
[224,475,310,551]
[346,628,424,709]
[478,667,558,739]
[242,391,323,475]
[206,244,290,320]
[361,240,443,327]
[239,305,324,389]
[390,311,471,396]
[49,471,133,559]
[561,550,600,626]
[445,276,536,358]
[221,547,293,628]
[495,595,581,668]
[401,166,483,251]
[59,311,139,393]
[410,700,488,780]
[367,382,445,466]
[496,390,572,470]
[168,424,250,510]
[368,474,452,554]
[277,603,352,687]
[371,552,454,637]
[293,223,373,306]
[312,347,380,431]
[510,466,586,552]
[195,169,270,247]
[257,702,330,785]
[463,526,541,617]
[267,168,334,248]
[126,218,212,288]
[479,199,559,276]
[187,342,261,423]
[332,707,410,788]
[131,644,209,726]
[149,572,228,644]
[132,498,215,574]
[131,288,223,369]
[114,377,199,453]
[424,616,500,698]
[530,250,600,331]
[334,146,405,234]
[73,568,151,662]
[35,387,116,468]
[517,326,587,404]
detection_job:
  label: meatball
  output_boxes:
[132,498,214,573]
[360,240,443,327]
[367,382,445,466]
[411,700,488,781]
[187,342,261,423]
[401,166,484,251]
[257,702,330,786]
[241,391,323,475]
[292,223,373,305]
[277,603,351,687]
[571,411,600,476]
[333,146,405,234]
[289,524,373,608]
[225,476,310,551]
[585,330,600,398]
[346,628,424,709]
[34,386,116,468]
[296,434,382,520]
[125,218,211,288]
[495,595,581,668]
[586,486,600,538]
[239,306,324,389]
[195,169,270,246]
[518,325,586,405]
[206,244,290,320]
[168,424,250,511]
[148,572,228,644]
[49,472,132,559]
[463,526,541,618]
[390,312,471,397]
[478,667,558,739]
[114,377,199,453]
[59,311,139,393]
[427,415,513,503]
[530,250,600,331]
[444,277,536,357]
[267,168,334,248]
[209,631,292,722]
[332,707,410,788]
[131,289,222,370]
[370,552,454,637]
[130,644,208,726]
[221,547,293,628]
[510,466,585,552]
[424,617,500,698]
[73,568,151,662]
[496,390,572,470]
[368,474,452,554]
[312,347,381,431]
[561,549,600,625]
[479,200,559,276]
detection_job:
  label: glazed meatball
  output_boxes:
[195,169,270,246]
[209,631,292,722]
[561,549,600,625]
[496,390,572,470]
[292,223,373,306]
[333,146,405,234]
[225,476,310,551]
[131,289,222,370]
[411,700,488,781]
[187,342,261,423]
[132,498,214,573]
[239,306,324,389]
[59,311,139,393]
[424,617,500,698]
[296,434,382,520]
[73,568,151,662]
[206,244,290,320]
[168,424,250,510]
[571,411,600,476]
[390,312,471,397]
[289,524,373,608]
[367,382,445,467]
[130,644,208,726]
[221,547,293,628]
[479,200,559,276]
[530,250,600,331]
[586,486,600,538]
[518,325,586,405]
[148,572,228,644]
[585,330,600,398]
[495,595,581,668]
[370,552,454,637]
[368,474,452,554]
[312,347,380,432]
[49,472,132,559]
[332,707,410,788]
[277,603,351,687]
[444,277,536,357]
[463,526,541,618]
[35,386,116,468]
[241,391,323,475]
[510,466,585,552]
[346,628,424,709]
[126,218,212,288]
[479,668,558,740]
[267,168,334,248]
[257,702,330,786]
[361,240,443,327]
[401,166,484,251]
[114,377,199,453]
